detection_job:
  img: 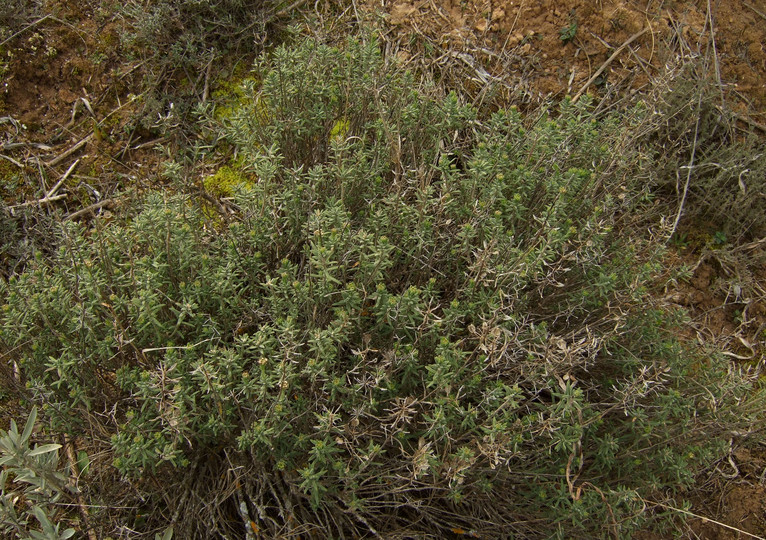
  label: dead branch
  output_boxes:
[45,133,93,168]
[573,28,649,103]
[45,159,79,199]
[64,198,120,221]
[61,436,98,540]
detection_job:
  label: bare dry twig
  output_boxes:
[705,0,725,107]
[9,194,67,209]
[61,436,98,540]
[0,15,51,48]
[573,28,649,103]
[0,154,24,168]
[744,2,766,21]
[64,198,120,221]
[45,134,93,168]
[668,93,700,241]
[45,159,79,199]
[646,500,766,540]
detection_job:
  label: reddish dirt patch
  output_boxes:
[689,447,766,539]
[380,0,766,121]
[1,4,124,135]
[664,242,765,358]
[0,0,151,208]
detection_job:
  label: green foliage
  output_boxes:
[0,408,75,540]
[559,21,578,44]
[559,10,578,44]
[154,526,173,540]
[1,36,763,538]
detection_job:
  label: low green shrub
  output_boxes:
[0,408,75,540]
[1,37,763,538]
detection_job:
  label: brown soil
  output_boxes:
[686,446,766,539]
[381,0,766,121]
[0,0,156,208]
[1,1,128,131]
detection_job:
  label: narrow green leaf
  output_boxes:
[21,407,38,444]
[28,443,62,457]
[76,450,90,476]
[31,504,51,526]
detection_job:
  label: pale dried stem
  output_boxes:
[705,0,725,107]
[0,15,51,48]
[573,28,649,103]
[64,198,119,221]
[647,500,766,540]
[9,193,67,209]
[45,134,93,168]
[744,2,766,21]
[61,436,98,540]
[668,81,703,241]
[45,159,79,199]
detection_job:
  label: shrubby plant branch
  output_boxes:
[1,27,764,540]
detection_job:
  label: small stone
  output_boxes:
[507,32,524,47]
[390,3,417,25]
